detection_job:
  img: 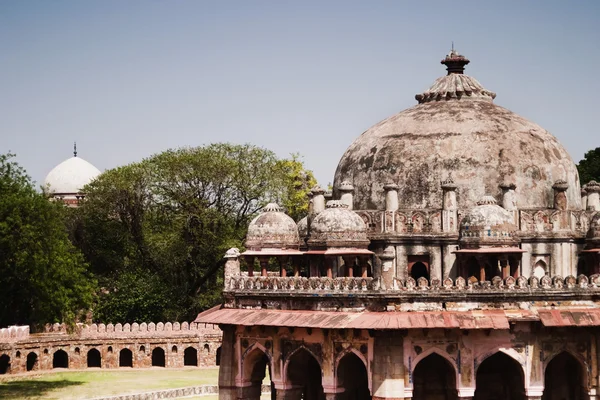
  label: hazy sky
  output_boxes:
[1,1,599,187]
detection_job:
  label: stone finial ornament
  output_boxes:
[224,248,241,259]
[310,184,325,195]
[338,181,355,192]
[441,174,457,190]
[415,49,496,104]
[552,179,569,192]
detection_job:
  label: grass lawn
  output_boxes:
[0,367,219,400]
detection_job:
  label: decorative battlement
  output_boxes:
[0,326,29,342]
[39,321,221,338]
[226,274,599,294]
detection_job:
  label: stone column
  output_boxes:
[325,257,335,278]
[339,181,355,210]
[342,255,356,277]
[224,248,241,290]
[500,257,509,279]
[358,255,370,278]
[275,388,303,400]
[371,333,406,400]
[582,186,588,211]
[552,180,569,210]
[587,181,600,211]
[244,256,255,277]
[259,257,269,277]
[383,184,399,212]
[379,247,396,290]
[441,176,458,233]
[279,256,288,277]
[217,325,239,400]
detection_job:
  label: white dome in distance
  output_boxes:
[44,153,101,195]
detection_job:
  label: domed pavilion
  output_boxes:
[198,50,600,400]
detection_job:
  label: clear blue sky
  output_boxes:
[1,1,599,187]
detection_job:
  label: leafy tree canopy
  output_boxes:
[578,147,600,185]
[70,143,315,322]
[0,153,95,327]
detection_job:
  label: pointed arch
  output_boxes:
[285,347,325,400]
[87,348,101,368]
[475,351,525,400]
[52,349,68,368]
[241,342,272,383]
[336,350,371,400]
[119,348,133,367]
[412,349,458,400]
[411,346,458,381]
[151,347,165,367]
[26,352,38,371]
[542,350,588,400]
[0,354,10,374]
[283,345,322,381]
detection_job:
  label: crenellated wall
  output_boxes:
[0,322,222,375]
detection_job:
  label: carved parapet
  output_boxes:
[225,274,600,296]
[76,321,221,338]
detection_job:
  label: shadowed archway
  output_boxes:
[475,352,524,400]
[542,352,587,400]
[413,353,457,400]
[151,347,165,367]
[184,347,198,366]
[287,348,325,400]
[119,348,133,367]
[87,348,101,368]
[242,346,274,400]
[26,352,38,371]
[0,355,9,374]
[337,351,370,400]
[53,350,68,369]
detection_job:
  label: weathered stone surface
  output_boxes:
[333,61,581,211]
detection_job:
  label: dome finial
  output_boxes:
[73,141,77,157]
[441,46,470,75]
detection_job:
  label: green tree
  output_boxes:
[578,147,600,185]
[0,153,95,327]
[72,143,314,322]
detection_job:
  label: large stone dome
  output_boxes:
[333,50,581,211]
[44,151,101,195]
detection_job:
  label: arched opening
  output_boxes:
[413,353,457,400]
[534,260,547,279]
[475,352,525,400]
[87,348,101,368]
[216,346,221,366]
[53,349,69,369]
[411,261,429,282]
[171,345,177,354]
[337,352,370,400]
[242,347,273,399]
[119,348,133,367]
[26,352,38,371]
[184,347,198,366]
[204,343,210,352]
[287,348,325,400]
[0,354,10,374]
[542,352,587,400]
[152,347,165,367]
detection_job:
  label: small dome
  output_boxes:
[308,200,369,249]
[44,155,101,195]
[460,196,519,247]
[245,203,299,250]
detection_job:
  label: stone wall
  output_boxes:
[0,322,222,375]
